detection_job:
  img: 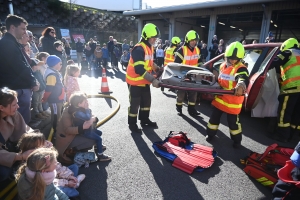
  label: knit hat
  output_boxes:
[46,55,61,68]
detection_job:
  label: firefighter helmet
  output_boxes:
[280,38,299,51]
[141,23,160,40]
[171,36,181,45]
[185,30,199,43]
[225,42,245,60]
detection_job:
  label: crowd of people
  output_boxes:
[0,12,299,199]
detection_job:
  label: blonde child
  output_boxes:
[16,148,69,200]
[17,133,85,198]
[64,65,81,102]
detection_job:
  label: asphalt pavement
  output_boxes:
[75,64,299,200]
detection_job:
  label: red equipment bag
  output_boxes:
[241,143,294,188]
[166,131,190,148]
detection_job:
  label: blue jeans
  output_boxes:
[16,89,32,124]
[58,164,79,197]
[0,165,12,182]
[86,55,94,68]
[83,129,103,154]
[32,91,43,114]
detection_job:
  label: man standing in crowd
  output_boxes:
[76,37,84,67]
[107,36,114,67]
[174,30,201,116]
[122,39,130,53]
[0,14,39,123]
[27,30,39,58]
[126,23,161,133]
[268,38,300,143]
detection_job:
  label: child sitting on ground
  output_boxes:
[64,65,81,102]
[68,92,111,161]
[16,148,69,200]
[17,133,86,199]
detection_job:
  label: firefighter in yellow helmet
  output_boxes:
[174,30,201,116]
[126,23,161,133]
[206,42,249,148]
[160,36,181,92]
[268,38,300,142]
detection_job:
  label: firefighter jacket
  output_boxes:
[164,46,176,66]
[126,41,153,86]
[212,62,249,115]
[174,45,200,66]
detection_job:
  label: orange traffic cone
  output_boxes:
[99,68,112,94]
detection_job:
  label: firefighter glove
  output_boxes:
[144,72,155,83]
[152,79,160,88]
[234,81,246,96]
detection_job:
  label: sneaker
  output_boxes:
[76,174,86,188]
[97,154,111,162]
[102,145,107,150]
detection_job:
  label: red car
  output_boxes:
[202,43,281,117]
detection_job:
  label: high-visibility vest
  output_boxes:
[126,42,153,86]
[182,46,200,66]
[164,46,176,66]
[280,49,300,91]
[212,62,246,115]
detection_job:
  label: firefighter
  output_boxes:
[161,36,181,92]
[269,38,300,142]
[126,23,161,133]
[174,30,201,116]
[205,42,249,148]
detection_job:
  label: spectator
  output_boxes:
[265,31,275,43]
[53,41,63,59]
[81,56,88,70]
[75,37,84,67]
[61,37,71,60]
[89,38,97,53]
[93,35,99,44]
[107,36,114,66]
[197,40,204,49]
[122,39,130,52]
[23,42,31,57]
[209,42,218,59]
[200,43,208,63]
[64,65,80,102]
[112,39,121,69]
[30,58,47,120]
[27,30,39,58]
[101,43,109,68]
[84,43,94,70]
[68,92,111,161]
[36,52,50,78]
[242,40,247,45]
[120,50,129,69]
[162,40,170,50]
[212,35,218,45]
[43,55,65,132]
[215,44,225,57]
[156,44,165,67]
[0,14,39,124]
[219,39,226,51]
[94,44,102,68]
[252,39,258,44]
[40,27,57,55]
[54,41,67,76]
[0,87,34,182]
[129,40,134,49]
[16,148,69,200]
[0,26,7,36]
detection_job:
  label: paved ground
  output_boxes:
[25,64,300,200]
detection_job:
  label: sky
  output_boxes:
[143,0,205,8]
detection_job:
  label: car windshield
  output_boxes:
[257,47,278,74]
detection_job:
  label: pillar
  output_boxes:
[137,18,143,41]
[207,14,217,61]
[259,8,272,43]
[169,17,175,41]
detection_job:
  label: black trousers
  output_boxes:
[176,90,197,106]
[127,84,151,124]
[206,105,242,143]
[276,92,300,140]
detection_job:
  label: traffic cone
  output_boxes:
[99,68,112,94]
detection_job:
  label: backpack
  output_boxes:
[241,143,294,188]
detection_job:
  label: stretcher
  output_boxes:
[158,63,235,95]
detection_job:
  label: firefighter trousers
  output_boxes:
[206,105,242,143]
[276,92,300,140]
[127,84,151,125]
[176,90,197,106]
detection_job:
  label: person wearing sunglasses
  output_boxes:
[40,27,57,55]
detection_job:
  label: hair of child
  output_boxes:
[36,52,50,61]
[0,87,17,109]
[15,148,58,200]
[69,92,88,107]
[17,132,46,153]
[67,59,75,65]
[64,65,80,86]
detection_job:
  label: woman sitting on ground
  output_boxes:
[0,87,34,182]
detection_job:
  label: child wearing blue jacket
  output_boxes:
[101,43,109,68]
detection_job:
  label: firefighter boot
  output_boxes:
[231,133,242,149]
[176,104,182,115]
[188,105,200,116]
[128,117,142,133]
[140,118,158,127]
[206,128,217,142]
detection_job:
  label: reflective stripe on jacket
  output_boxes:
[164,46,176,66]
[212,62,246,115]
[182,46,200,66]
[280,49,300,91]
[126,42,153,86]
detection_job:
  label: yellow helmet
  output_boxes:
[225,42,245,60]
[185,30,199,43]
[171,36,181,45]
[141,23,160,40]
[280,38,299,51]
